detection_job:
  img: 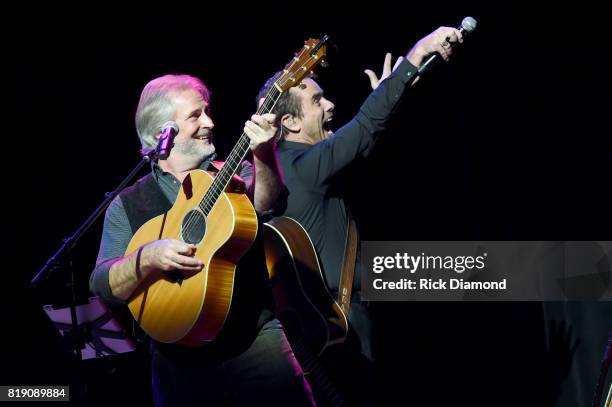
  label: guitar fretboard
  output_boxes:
[198,86,283,216]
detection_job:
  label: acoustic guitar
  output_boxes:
[264,216,348,406]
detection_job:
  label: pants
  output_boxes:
[151,318,314,406]
[306,292,377,406]
[320,298,377,407]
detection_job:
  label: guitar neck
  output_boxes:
[199,86,283,215]
[202,36,328,213]
[290,336,347,407]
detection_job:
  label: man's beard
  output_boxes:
[174,133,215,162]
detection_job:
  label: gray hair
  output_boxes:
[135,74,211,154]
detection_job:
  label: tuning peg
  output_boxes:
[321,60,329,68]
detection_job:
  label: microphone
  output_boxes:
[417,16,477,76]
[157,121,178,160]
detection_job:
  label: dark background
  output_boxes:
[7,4,612,406]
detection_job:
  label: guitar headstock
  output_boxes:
[275,36,329,92]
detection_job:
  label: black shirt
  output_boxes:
[276,60,418,292]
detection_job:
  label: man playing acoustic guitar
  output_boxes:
[90,74,315,406]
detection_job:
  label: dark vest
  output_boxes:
[119,173,171,233]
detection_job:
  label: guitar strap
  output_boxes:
[338,212,358,316]
[217,158,358,316]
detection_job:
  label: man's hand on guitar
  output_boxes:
[244,113,277,158]
[142,239,203,274]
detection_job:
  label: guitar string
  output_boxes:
[180,48,323,237]
[178,87,280,240]
[179,52,322,241]
[184,49,313,227]
[180,45,320,235]
[178,87,279,238]
[180,46,319,235]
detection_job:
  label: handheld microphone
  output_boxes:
[417,16,477,76]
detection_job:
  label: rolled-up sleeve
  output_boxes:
[239,159,288,220]
[89,196,133,305]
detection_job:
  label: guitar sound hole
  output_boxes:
[181,209,207,244]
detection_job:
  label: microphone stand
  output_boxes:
[30,138,170,401]
[32,147,162,288]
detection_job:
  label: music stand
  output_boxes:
[32,141,167,362]
[43,296,135,360]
